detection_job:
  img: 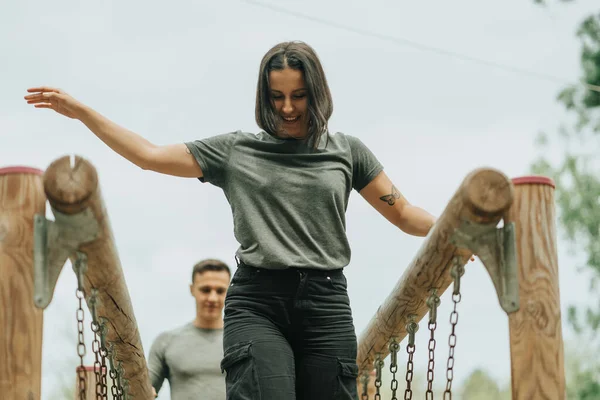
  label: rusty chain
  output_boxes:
[360,373,370,400]
[426,289,441,399]
[76,289,87,400]
[374,355,384,400]
[91,320,103,400]
[443,260,464,399]
[404,317,418,400]
[99,345,109,399]
[389,339,400,400]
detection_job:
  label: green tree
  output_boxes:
[533,11,600,338]
[459,369,503,400]
[532,10,600,400]
[564,341,600,399]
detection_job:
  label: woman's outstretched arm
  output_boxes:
[359,171,436,237]
[24,87,203,178]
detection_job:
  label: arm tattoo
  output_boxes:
[379,185,400,206]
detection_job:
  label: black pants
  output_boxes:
[221,263,359,400]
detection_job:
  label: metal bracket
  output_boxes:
[406,314,419,346]
[33,207,99,309]
[88,288,100,324]
[373,353,384,383]
[426,289,440,324]
[72,252,88,292]
[451,219,520,314]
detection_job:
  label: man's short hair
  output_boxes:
[191,259,231,282]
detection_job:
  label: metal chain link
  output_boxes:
[107,346,126,400]
[404,343,415,400]
[89,289,110,399]
[404,317,418,400]
[389,339,400,400]
[110,366,119,399]
[91,321,103,400]
[120,380,129,400]
[88,289,104,400]
[373,356,384,400]
[360,373,370,400]
[426,289,441,399]
[99,345,109,399]
[444,260,464,399]
[76,289,87,400]
[116,364,125,400]
[426,322,437,399]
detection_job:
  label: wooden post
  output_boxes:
[75,366,106,399]
[508,176,565,399]
[356,168,514,374]
[43,156,153,399]
[0,166,45,400]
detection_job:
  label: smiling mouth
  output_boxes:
[282,116,300,123]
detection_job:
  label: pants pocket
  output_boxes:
[335,359,359,399]
[221,341,261,400]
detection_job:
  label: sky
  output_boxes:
[2,0,598,398]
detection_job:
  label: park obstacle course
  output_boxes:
[0,155,565,399]
[355,170,565,399]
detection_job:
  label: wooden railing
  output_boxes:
[356,169,565,399]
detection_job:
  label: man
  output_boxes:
[148,259,231,399]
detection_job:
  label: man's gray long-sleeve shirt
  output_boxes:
[148,323,225,399]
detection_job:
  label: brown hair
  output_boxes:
[255,41,333,147]
[191,259,231,282]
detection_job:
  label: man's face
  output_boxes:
[189,270,230,322]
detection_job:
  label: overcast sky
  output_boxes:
[2,0,598,398]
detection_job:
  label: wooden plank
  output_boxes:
[43,156,153,399]
[507,176,565,399]
[356,168,514,375]
[0,167,45,400]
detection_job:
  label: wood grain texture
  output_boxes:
[508,178,565,399]
[356,168,514,375]
[75,366,103,399]
[0,168,45,400]
[44,156,153,399]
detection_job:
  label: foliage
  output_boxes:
[531,9,600,400]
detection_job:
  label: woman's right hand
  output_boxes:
[24,86,204,178]
[24,87,85,119]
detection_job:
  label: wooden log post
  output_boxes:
[356,168,514,375]
[0,167,45,400]
[43,156,153,399]
[507,176,565,399]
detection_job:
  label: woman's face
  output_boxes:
[269,67,309,139]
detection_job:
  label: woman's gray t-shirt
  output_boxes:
[185,131,383,270]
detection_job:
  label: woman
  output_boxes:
[25,41,436,400]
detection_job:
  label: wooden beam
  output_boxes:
[0,167,45,400]
[43,156,153,399]
[507,176,565,399]
[356,168,514,375]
